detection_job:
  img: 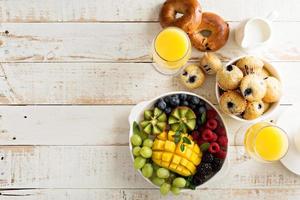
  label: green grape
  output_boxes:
[160,183,171,195]
[140,146,152,158]
[171,187,181,195]
[133,156,146,170]
[151,177,165,186]
[132,146,141,156]
[142,163,153,178]
[157,168,170,179]
[131,134,142,146]
[143,138,153,148]
[172,177,186,188]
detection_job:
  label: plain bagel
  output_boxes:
[189,12,229,51]
[159,0,202,34]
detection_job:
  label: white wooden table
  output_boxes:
[0,0,299,199]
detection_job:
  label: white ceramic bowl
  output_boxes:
[215,55,282,123]
[128,91,230,189]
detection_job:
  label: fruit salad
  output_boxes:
[130,94,228,195]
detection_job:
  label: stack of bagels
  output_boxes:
[160,0,229,52]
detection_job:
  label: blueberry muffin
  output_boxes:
[220,91,247,115]
[243,100,265,120]
[180,64,205,89]
[236,56,264,75]
[258,68,270,79]
[200,52,222,75]
[240,74,267,102]
[263,76,282,103]
[216,65,243,90]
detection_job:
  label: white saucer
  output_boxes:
[277,104,300,175]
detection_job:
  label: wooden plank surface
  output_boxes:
[0,105,286,146]
[0,0,299,22]
[1,188,300,200]
[0,146,299,189]
[0,62,296,105]
[0,22,299,63]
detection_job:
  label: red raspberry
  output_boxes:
[205,119,218,130]
[215,126,226,136]
[215,149,227,159]
[210,133,218,142]
[206,109,217,119]
[201,129,214,141]
[192,131,200,141]
[208,142,220,154]
[217,136,228,147]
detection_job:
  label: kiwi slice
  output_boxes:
[140,107,167,135]
[168,107,196,132]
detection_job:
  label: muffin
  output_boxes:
[200,52,222,75]
[240,74,267,102]
[220,91,247,115]
[243,100,265,120]
[263,76,282,103]
[180,64,205,89]
[263,102,270,113]
[236,56,264,75]
[216,65,243,90]
[259,68,270,79]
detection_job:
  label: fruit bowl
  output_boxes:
[215,55,282,122]
[128,91,229,195]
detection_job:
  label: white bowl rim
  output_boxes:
[128,91,230,190]
[215,55,282,123]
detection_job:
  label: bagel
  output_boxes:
[189,12,229,51]
[159,0,202,34]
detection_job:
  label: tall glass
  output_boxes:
[151,27,191,75]
[244,122,289,162]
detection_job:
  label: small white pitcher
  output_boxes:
[235,11,278,49]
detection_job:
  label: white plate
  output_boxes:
[277,104,300,175]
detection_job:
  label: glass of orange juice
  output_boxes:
[152,27,191,75]
[244,122,289,162]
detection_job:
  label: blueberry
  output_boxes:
[187,95,192,101]
[182,101,189,106]
[198,106,206,114]
[191,96,200,105]
[179,94,188,101]
[165,107,172,115]
[163,96,171,104]
[196,118,202,126]
[170,95,180,107]
[198,100,205,106]
[189,104,196,110]
[157,99,167,110]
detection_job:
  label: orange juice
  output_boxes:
[244,122,288,162]
[152,27,191,73]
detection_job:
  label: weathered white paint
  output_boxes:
[0,62,296,105]
[0,0,299,22]
[0,22,299,63]
[0,146,299,189]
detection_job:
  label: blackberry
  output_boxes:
[202,153,214,163]
[192,174,206,186]
[198,163,212,176]
[211,158,222,172]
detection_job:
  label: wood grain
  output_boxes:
[0,146,299,189]
[0,62,296,105]
[0,22,299,63]
[0,0,299,22]
[0,105,286,146]
[1,188,300,200]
